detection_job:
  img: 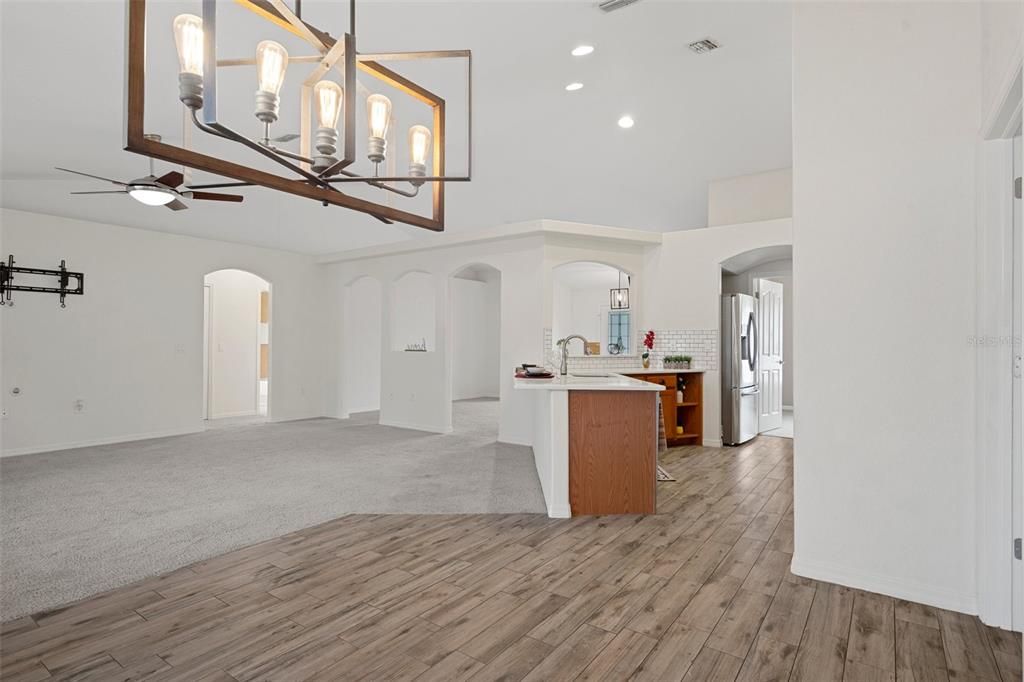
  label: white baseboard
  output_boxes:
[790,555,978,615]
[209,409,258,419]
[378,419,452,434]
[703,438,724,447]
[547,503,571,518]
[1,425,206,458]
[498,436,532,447]
[783,405,794,412]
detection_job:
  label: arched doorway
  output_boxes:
[720,245,793,441]
[203,269,272,425]
[449,264,501,434]
[551,261,636,362]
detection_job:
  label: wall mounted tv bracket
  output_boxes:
[0,255,85,308]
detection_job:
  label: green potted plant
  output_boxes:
[681,355,692,369]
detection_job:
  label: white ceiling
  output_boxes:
[0,0,792,255]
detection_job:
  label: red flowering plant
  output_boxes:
[642,330,655,360]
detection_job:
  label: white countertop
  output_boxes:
[513,372,665,391]
[615,367,706,375]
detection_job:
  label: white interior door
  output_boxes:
[757,278,784,432]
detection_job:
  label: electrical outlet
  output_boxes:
[73,399,85,413]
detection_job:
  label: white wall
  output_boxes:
[551,278,572,347]
[792,2,980,612]
[0,209,328,456]
[391,271,436,352]
[981,0,1023,130]
[204,269,267,419]
[451,275,500,400]
[708,168,792,227]
[329,233,546,444]
[342,276,382,414]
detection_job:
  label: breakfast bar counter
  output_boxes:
[514,373,663,517]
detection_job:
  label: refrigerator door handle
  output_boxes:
[747,312,758,372]
[740,387,760,396]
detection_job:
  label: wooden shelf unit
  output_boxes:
[625,372,704,447]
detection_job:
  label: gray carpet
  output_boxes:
[0,399,544,620]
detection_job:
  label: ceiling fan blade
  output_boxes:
[190,191,244,203]
[270,133,300,143]
[70,190,128,195]
[55,167,128,187]
[155,171,184,188]
[164,199,189,211]
[186,181,254,190]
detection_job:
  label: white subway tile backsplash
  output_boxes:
[541,328,718,371]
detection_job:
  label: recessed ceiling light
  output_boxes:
[618,115,635,129]
[565,82,584,91]
[571,45,594,57]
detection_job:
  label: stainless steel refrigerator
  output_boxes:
[722,293,759,445]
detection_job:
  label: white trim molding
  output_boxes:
[0,426,206,458]
[377,419,453,435]
[975,121,1018,629]
[791,555,978,616]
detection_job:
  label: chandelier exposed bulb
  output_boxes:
[366,94,392,165]
[173,14,204,109]
[407,125,431,186]
[254,40,289,124]
[312,80,344,173]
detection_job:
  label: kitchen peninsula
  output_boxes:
[515,373,663,517]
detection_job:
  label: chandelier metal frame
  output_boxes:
[124,0,472,231]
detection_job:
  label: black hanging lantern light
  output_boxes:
[610,271,630,310]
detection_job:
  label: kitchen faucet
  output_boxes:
[557,335,588,376]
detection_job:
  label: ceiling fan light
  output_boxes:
[128,186,175,206]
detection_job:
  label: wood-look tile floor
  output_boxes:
[1,437,1020,681]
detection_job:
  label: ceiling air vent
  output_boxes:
[688,38,720,54]
[598,0,642,12]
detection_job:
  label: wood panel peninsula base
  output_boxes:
[514,373,663,517]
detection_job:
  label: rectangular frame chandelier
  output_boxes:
[124,0,472,231]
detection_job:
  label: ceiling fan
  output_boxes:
[56,136,243,211]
